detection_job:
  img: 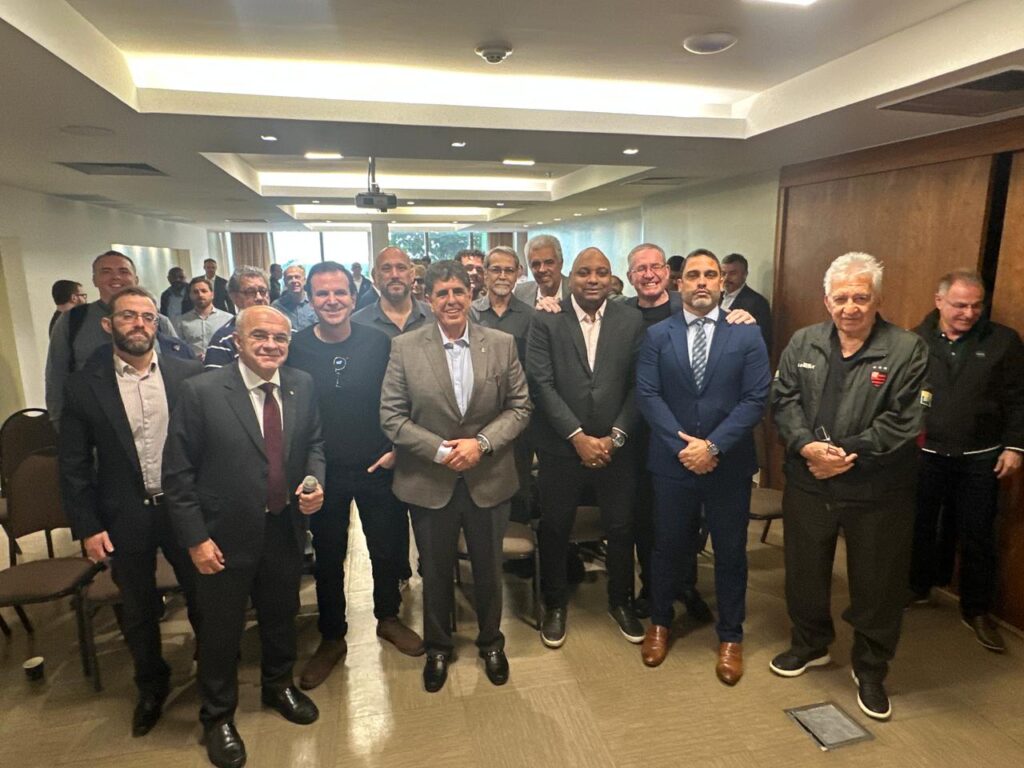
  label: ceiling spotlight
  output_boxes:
[756,0,818,6]
[451,141,467,148]
[536,221,543,225]
[682,32,738,55]
[475,44,513,64]
[495,202,505,207]
[260,134,278,141]
[573,213,583,217]
[304,152,343,160]
[554,217,562,222]
[503,158,536,166]
[622,147,640,155]
[406,201,416,205]
[311,199,320,204]
[598,207,608,212]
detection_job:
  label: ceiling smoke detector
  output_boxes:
[476,44,513,64]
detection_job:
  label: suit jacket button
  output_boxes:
[143,499,150,506]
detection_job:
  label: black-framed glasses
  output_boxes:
[334,356,349,388]
[487,266,518,276]
[240,287,270,298]
[113,310,158,325]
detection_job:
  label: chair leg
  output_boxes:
[14,605,32,632]
[84,603,103,692]
[532,549,543,630]
[760,519,773,544]
[45,530,55,559]
[0,612,10,636]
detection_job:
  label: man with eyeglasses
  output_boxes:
[60,286,203,739]
[203,266,272,370]
[286,261,424,692]
[770,252,928,721]
[164,305,325,768]
[46,250,181,424]
[909,269,1024,653]
[456,248,487,300]
[352,246,433,339]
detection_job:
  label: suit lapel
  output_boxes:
[280,368,297,466]
[224,365,268,458]
[92,364,142,474]
[592,301,616,377]
[423,324,461,415]
[464,323,489,420]
[700,316,729,394]
[667,315,697,395]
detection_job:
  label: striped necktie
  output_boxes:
[691,317,708,389]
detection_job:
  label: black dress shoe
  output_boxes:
[131,688,169,737]
[261,685,319,725]
[608,604,645,643]
[481,650,509,686]
[423,652,449,693]
[681,588,714,624]
[203,721,246,768]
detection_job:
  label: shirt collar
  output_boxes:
[238,360,282,391]
[113,352,158,378]
[438,322,471,347]
[682,305,720,326]
[723,284,744,301]
[571,294,605,323]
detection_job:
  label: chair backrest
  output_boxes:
[6,451,69,539]
[0,408,57,493]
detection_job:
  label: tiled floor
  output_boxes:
[2,517,1023,767]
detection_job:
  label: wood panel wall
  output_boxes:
[991,152,1024,630]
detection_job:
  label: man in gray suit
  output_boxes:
[381,260,531,693]
[514,234,572,307]
[527,247,646,648]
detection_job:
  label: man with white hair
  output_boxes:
[514,234,571,307]
[769,252,928,722]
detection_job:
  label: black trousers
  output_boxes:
[409,479,509,656]
[509,435,535,524]
[650,474,749,642]
[109,507,199,697]
[910,451,1000,617]
[195,511,302,726]
[536,449,636,609]
[783,483,914,683]
[310,465,408,640]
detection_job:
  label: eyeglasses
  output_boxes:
[486,266,517,276]
[413,278,425,285]
[247,330,291,345]
[113,310,157,325]
[239,287,270,298]
[629,264,667,275]
[333,356,348,388]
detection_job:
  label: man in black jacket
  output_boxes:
[60,287,202,737]
[721,253,772,354]
[909,269,1024,652]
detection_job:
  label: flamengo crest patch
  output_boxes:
[870,365,889,388]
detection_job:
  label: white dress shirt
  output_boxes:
[432,323,474,463]
[570,294,605,371]
[682,305,720,366]
[720,285,744,310]
[113,353,168,495]
[238,361,283,436]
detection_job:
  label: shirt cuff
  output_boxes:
[566,428,583,440]
[433,443,453,464]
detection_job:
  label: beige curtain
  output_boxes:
[230,232,272,272]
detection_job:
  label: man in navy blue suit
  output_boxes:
[636,249,770,685]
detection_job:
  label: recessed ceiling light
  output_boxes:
[304,152,343,160]
[573,213,583,217]
[503,158,536,166]
[682,32,738,55]
[536,221,543,225]
[260,134,278,141]
[451,141,467,148]
[311,199,320,204]
[622,147,640,155]
[406,201,416,205]
[755,0,818,6]
[495,202,505,207]
[598,207,608,212]
[554,217,562,222]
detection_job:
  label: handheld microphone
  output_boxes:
[301,475,319,494]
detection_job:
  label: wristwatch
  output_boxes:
[476,434,493,455]
[705,439,720,457]
[610,429,627,450]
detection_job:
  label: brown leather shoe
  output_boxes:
[377,617,426,656]
[299,638,347,690]
[641,625,670,667]
[716,642,743,686]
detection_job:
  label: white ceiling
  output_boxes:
[1,0,1022,231]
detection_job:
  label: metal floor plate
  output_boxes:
[785,701,874,751]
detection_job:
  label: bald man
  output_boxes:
[527,247,646,648]
[351,247,433,339]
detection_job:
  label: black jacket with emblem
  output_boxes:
[913,309,1024,457]
[771,317,928,499]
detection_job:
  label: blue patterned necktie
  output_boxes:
[691,317,708,389]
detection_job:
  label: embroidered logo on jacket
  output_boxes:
[870,365,889,388]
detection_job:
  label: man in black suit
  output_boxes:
[160,266,193,327]
[163,305,326,768]
[527,247,646,648]
[203,258,236,315]
[60,286,202,737]
[721,253,772,353]
[350,262,378,310]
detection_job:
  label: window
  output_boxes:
[386,231,488,262]
[322,231,371,272]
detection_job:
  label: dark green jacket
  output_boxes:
[771,317,928,498]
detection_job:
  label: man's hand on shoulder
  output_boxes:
[535,296,563,314]
[725,309,755,325]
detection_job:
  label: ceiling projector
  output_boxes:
[356,156,397,212]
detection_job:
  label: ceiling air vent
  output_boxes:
[224,218,268,224]
[881,69,1024,117]
[57,162,167,176]
[621,176,692,187]
[53,193,118,203]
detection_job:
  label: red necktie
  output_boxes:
[260,382,287,514]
